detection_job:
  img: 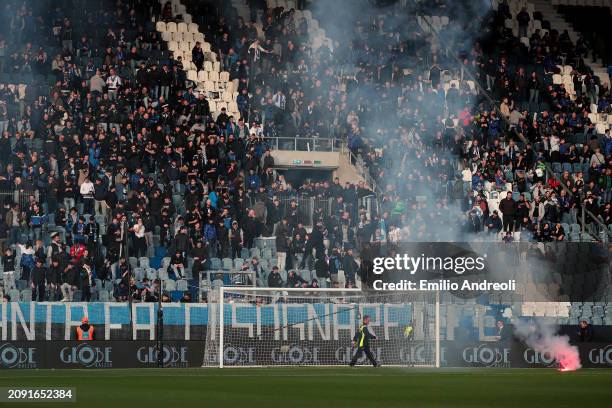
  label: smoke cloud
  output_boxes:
[513,318,581,371]
[311,0,495,242]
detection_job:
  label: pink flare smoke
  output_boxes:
[535,335,582,372]
[514,320,581,372]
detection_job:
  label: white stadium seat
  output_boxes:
[204,81,215,92]
[187,70,198,82]
[166,22,177,32]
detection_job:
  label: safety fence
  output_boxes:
[247,195,379,226]
[0,188,38,210]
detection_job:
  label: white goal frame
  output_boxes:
[214,286,441,368]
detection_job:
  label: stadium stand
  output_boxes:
[0,0,609,335]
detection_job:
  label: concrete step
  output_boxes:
[527,0,609,85]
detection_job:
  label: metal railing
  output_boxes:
[266,136,343,152]
[247,195,379,227]
[265,135,381,196]
[339,144,382,195]
[0,188,38,210]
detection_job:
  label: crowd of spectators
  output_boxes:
[305,0,612,243]
[0,0,382,302]
[0,0,610,303]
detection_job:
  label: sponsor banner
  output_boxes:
[0,341,205,369]
[585,344,612,367]
[0,343,39,369]
[1,340,611,368]
[217,331,612,368]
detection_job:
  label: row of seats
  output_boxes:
[0,83,28,99]
[267,0,332,50]
[4,288,114,302]
[417,15,450,34]
[522,301,572,317]
[156,0,241,120]
[186,69,230,82]
[550,161,598,174]
[161,31,205,44]
[155,21,200,34]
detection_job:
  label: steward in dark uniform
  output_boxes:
[349,315,380,367]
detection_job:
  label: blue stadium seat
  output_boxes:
[562,163,572,173]
[150,256,162,269]
[134,268,144,281]
[20,289,32,301]
[170,291,183,302]
[582,163,590,173]
[8,289,20,301]
[176,280,188,291]
[222,258,233,270]
[155,246,167,258]
[299,269,312,282]
[581,305,593,317]
[580,233,594,242]
[147,268,158,280]
[158,268,169,281]
[210,258,222,269]
[262,248,272,259]
[98,290,110,302]
[240,248,250,259]
[139,257,150,269]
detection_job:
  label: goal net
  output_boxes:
[203,287,440,367]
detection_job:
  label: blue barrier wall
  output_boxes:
[0,302,414,340]
[0,302,413,325]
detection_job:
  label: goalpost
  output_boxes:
[203,287,440,368]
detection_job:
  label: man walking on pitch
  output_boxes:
[350,315,380,367]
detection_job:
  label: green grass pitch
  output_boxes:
[0,367,610,408]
